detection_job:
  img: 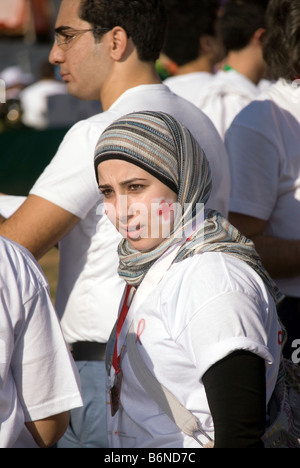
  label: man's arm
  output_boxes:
[26,412,70,448]
[229,212,300,278]
[0,194,80,260]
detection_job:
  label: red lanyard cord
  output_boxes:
[112,285,132,374]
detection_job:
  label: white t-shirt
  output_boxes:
[226,79,300,297]
[196,70,261,139]
[20,79,68,129]
[164,72,213,103]
[30,84,230,345]
[107,252,281,448]
[0,236,82,448]
[0,195,26,218]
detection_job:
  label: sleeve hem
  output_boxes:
[24,394,83,422]
[197,337,274,379]
[29,190,87,219]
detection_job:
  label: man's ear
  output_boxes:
[199,35,214,55]
[109,26,129,60]
[251,28,266,47]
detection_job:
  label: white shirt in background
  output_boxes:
[164,72,213,102]
[196,69,261,139]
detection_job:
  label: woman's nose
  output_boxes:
[116,195,130,223]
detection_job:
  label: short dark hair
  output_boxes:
[79,0,167,62]
[162,0,221,66]
[263,0,300,80]
[221,0,269,52]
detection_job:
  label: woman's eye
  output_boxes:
[100,189,113,198]
[129,184,144,191]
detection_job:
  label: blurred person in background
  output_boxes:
[20,61,67,130]
[0,66,33,131]
[162,0,225,102]
[0,66,33,100]
[196,0,270,139]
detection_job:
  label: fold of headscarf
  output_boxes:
[94,111,283,305]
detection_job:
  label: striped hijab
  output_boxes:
[94,111,283,304]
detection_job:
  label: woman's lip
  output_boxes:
[124,225,145,239]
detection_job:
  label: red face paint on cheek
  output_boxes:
[158,200,174,222]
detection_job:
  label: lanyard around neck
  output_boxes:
[223,64,235,72]
[112,284,133,374]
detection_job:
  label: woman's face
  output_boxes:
[98,159,178,251]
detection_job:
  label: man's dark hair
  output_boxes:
[162,0,221,66]
[79,0,167,62]
[263,0,300,80]
[221,0,269,52]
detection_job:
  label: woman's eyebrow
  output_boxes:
[120,178,147,186]
[99,178,147,189]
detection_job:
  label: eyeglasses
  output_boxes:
[54,27,110,50]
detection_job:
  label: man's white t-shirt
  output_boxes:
[226,78,300,297]
[196,70,261,139]
[107,252,281,448]
[0,236,82,448]
[30,84,230,345]
[164,72,213,103]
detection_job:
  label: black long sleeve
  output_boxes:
[202,350,266,448]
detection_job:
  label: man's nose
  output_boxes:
[49,42,65,65]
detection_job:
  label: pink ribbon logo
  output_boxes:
[136,319,146,344]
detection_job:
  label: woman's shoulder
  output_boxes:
[158,252,276,344]
[161,252,268,305]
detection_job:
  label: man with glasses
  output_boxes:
[0,0,230,448]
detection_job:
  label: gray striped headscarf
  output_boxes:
[94,111,283,304]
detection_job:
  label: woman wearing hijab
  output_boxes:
[94,111,283,448]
